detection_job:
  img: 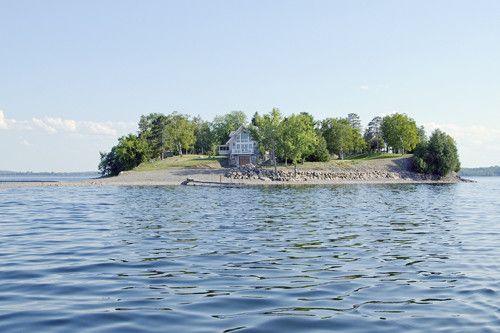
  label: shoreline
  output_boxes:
[0,167,469,189]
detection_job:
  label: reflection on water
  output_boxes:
[0,180,499,332]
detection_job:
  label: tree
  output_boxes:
[138,113,169,159]
[253,108,283,171]
[320,118,365,159]
[212,111,247,144]
[278,113,317,176]
[347,113,362,132]
[364,116,384,152]
[307,135,330,162]
[193,117,216,155]
[381,113,420,154]
[413,129,460,176]
[99,134,151,176]
[98,147,120,177]
[163,112,195,155]
[417,125,427,145]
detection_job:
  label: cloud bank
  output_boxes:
[0,111,135,137]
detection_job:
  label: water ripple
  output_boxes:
[0,179,499,332]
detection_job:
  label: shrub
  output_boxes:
[413,129,460,176]
[99,134,151,176]
[307,135,331,162]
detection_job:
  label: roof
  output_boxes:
[225,125,247,145]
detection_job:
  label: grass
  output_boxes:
[134,155,226,171]
[133,152,410,172]
[349,152,408,160]
[264,153,411,171]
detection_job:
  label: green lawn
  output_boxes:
[263,153,410,171]
[134,155,226,171]
[133,153,409,172]
[349,152,407,160]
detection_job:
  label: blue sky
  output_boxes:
[1,0,499,171]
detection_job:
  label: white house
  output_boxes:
[218,125,259,166]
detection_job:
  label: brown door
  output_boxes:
[239,155,251,166]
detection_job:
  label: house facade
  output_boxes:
[218,126,259,166]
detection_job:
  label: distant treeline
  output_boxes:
[459,166,500,177]
[99,109,460,177]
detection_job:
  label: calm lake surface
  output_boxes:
[1,179,499,332]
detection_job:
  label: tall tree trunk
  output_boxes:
[294,162,297,177]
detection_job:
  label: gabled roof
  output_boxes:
[225,125,247,145]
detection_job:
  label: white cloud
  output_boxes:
[45,117,77,132]
[32,117,57,133]
[0,110,7,129]
[359,85,369,90]
[79,121,118,136]
[1,110,135,137]
[32,117,78,133]
[31,116,134,136]
[0,110,33,130]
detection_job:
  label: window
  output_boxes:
[241,132,250,141]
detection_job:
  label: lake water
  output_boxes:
[0,179,499,332]
[0,172,99,183]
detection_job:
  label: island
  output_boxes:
[0,110,466,188]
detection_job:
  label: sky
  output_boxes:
[1,0,499,171]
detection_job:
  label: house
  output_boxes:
[218,125,259,166]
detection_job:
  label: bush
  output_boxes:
[413,129,460,176]
[99,134,151,176]
[307,135,331,162]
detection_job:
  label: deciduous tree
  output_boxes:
[253,108,283,171]
[212,111,247,144]
[320,118,365,159]
[164,112,196,155]
[278,113,317,176]
[381,113,419,154]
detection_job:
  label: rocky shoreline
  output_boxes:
[224,164,447,183]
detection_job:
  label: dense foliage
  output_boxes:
[99,109,459,178]
[99,134,151,176]
[279,113,318,174]
[413,129,460,176]
[319,118,365,159]
[381,113,420,153]
[251,108,283,171]
[307,135,330,162]
[364,116,384,152]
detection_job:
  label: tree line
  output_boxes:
[99,109,460,177]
